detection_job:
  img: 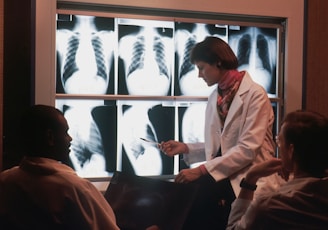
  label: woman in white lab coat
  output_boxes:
[160,36,281,229]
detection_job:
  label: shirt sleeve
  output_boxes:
[227,197,266,230]
[183,142,206,166]
[227,198,251,230]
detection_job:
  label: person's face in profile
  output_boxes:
[52,114,73,162]
[194,61,222,87]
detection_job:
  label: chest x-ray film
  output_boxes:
[119,101,175,176]
[56,15,115,95]
[228,26,278,96]
[118,19,174,96]
[56,100,118,177]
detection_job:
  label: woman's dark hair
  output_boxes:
[282,110,328,177]
[190,36,238,69]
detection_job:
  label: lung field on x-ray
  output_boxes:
[118,24,173,96]
[237,34,272,73]
[229,27,277,95]
[62,34,79,84]
[179,36,196,79]
[127,36,145,77]
[56,15,114,94]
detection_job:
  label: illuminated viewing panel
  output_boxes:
[56,13,282,178]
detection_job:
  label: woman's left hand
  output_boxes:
[175,167,202,183]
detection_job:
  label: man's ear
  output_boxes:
[46,129,55,146]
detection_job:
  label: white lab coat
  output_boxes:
[184,72,280,197]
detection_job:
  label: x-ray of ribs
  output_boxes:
[119,27,172,96]
[179,35,196,79]
[230,27,277,93]
[58,29,113,94]
[126,35,169,79]
[237,33,273,74]
[127,36,146,77]
[153,35,169,78]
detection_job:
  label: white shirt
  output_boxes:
[227,176,328,230]
[0,157,119,230]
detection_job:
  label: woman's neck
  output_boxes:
[217,69,243,91]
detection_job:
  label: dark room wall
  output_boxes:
[304,0,328,116]
[0,0,4,170]
[2,0,34,169]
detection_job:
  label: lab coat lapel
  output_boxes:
[222,73,251,132]
[210,89,223,129]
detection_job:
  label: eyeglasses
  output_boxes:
[275,135,281,148]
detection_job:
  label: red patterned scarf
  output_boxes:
[217,70,244,124]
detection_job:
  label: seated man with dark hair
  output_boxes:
[227,110,328,230]
[0,104,120,230]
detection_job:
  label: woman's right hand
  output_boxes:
[159,140,189,157]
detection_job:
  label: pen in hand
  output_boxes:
[140,138,161,147]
